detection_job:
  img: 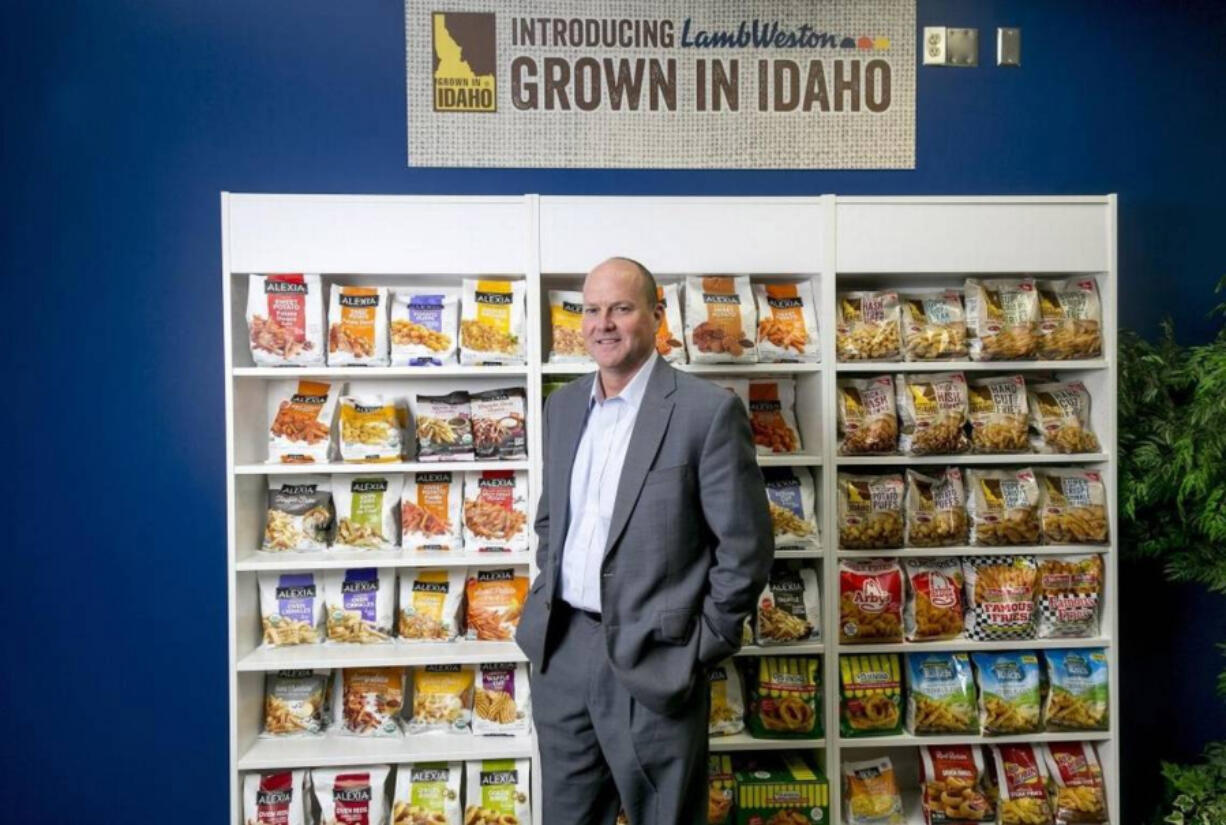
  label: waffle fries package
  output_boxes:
[843,757,904,825]
[328,285,389,366]
[903,290,968,361]
[1044,649,1109,731]
[397,569,465,642]
[988,745,1053,825]
[707,754,735,824]
[390,287,459,366]
[401,471,464,552]
[734,753,830,825]
[763,467,820,548]
[1036,556,1103,638]
[962,556,1038,641]
[463,760,531,825]
[268,379,337,464]
[747,656,822,738]
[392,762,462,825]
[334,476,403,551]
[707,658,746,737]
[462,470,529,552]
[338,395,405,463]
[263,476,333,552]
[311,766,392,824]
[243,770,308,825]
[415,391,475,463]
[259,572,325,646]
[323,568,394,644]
[685,275,758,363]
[749,379,803,454]
[460,278,526,365]
[837,290,902,361]
[755,281,820,362]
[473,662,532,736]
[971,652,1042,735]
[471,387,527,460]
[465,568,529,640]
[838,375,899,455]
[547,290,589,364]
[840,654,903,737]
[838,473,905,549]
[1038,278,1103,360]
[755,562,821,645]
[1027,381,1100,454]
[1041,743,1109,824]
[903,558,966,641]
[332,668,403,737]
[246,273,325,367]
[966,469,1041,547]
[407,664,474,734]
[1038,469,1109,545]
[968,375,1029,454]
[262,669,329,737]
[840,559,904,644]
[655,282,687,363]
[898,372,970,455]
[906,653,978,735]
[905,468,968,547]
[965,278,1040,361]
[919,746,994,825]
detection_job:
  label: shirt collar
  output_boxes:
[590,350,658,409]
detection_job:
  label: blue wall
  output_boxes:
[5,0,1225,822]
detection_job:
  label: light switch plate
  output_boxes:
[923,27,946,65]
[997,27,1021,66]
[946,28,978,67]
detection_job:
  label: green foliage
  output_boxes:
[1161,743,1226,825]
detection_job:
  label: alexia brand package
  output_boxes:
[755,281,820,362]
[461,278,526,365]
[268,379,337,464]
[246,273,325,366]
[763,467,820,548]
[263,476,333,552]
[398,568,466,642]
[464,760,531,825]
[390,287,459,366]
[328,285,389,366]
[334,475,403,551]
[259,572,325,647]
[749,379,803,454]
[755,561,821,645]
[311,766,391,825]
[401,471,464,552]
[685,275,758,363]
[548,290,589,363]
[463,470,529,552]
[392,762,463,825]
[655,282,687,363]
[262,669,328,737]
[242,770,308,825]
[472,661,532,736]
[338,395,405,463]
[323,568,394,644]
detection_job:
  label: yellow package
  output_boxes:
[338,395,405,463]
[398,569,465,641]
[548,289,588,363]
[408,664,474,734]
[328,285,389,366]
[461,278,525,365]
[843,757,904,825]
[464,569,528,641]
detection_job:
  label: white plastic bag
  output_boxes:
[685,275,758,363]
[461,278,526,365]
[311,765,392,823]
[401,471,464,552]
[323,568,395,644]
[754,281,820,362]
[390,287,459,366]
[267,379,338,464]
[464,760,532,825]
[333,475,403,551]
[328,285,390,366]
[246,274,324,367]
[259,572,325,647]
[472,661,533,736]
[242,770,308,825]
[392,763,463,825]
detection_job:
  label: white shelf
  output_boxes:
[541,362,822,375]
[837,730,1110,748]
[237,550,532,571]
[775,547,824,559]
[233,366,528,378]
[835,453,1108,466]
[238,732,536,770]
[238,460,530,475]
[836,637,1110,654]
[758,454,823,467]
[238,640,527,671]
[738,642,824,656]
[835,359,1107,373]
[710,733,825,752]
[835,545,1109,558]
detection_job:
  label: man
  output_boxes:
[514,257,773,825]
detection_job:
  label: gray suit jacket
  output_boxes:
[514,357,774,715]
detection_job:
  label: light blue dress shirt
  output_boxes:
[560,351,659,612]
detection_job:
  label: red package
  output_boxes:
[989,744,1053,825]
[839,559,903,644]
[1041,743,1108,824]
[920,746,993,824]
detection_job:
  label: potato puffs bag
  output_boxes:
[1041,742,1109,825]
[838,473,905,550]
[905,652,978,735]
[840,654,903,737]
[903,558,966,642]
[971,652,1042,735]
[1043,649,1109,731]
[843,756,904,825]
[837,290,902,361]
[988,745,1054,825]
[905,468,968,548]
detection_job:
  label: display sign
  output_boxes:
[406,0,915,168]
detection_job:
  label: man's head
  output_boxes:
[581,257,662,375]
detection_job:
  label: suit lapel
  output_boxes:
[603,359,677,559]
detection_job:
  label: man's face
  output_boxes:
[581,261,662,373]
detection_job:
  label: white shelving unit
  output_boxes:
[223,194,1117,825]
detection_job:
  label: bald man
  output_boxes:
[515,257,773,824]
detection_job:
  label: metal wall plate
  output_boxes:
[946,28,978,67]
[998,27,1021,66]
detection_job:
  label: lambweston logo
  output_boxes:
[433,12,497,112]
